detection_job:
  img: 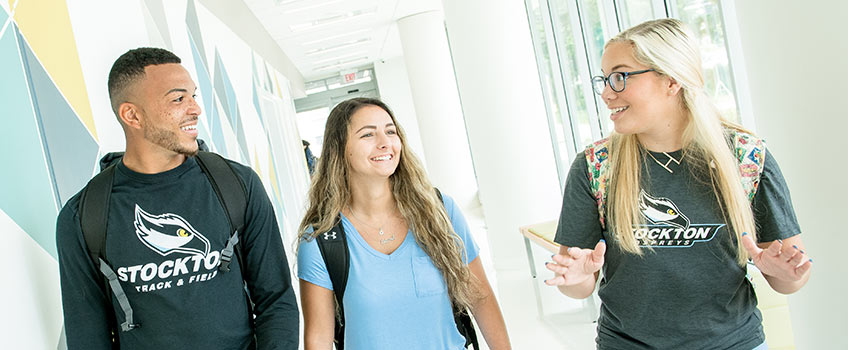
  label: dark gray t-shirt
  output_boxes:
[554,148,800,350]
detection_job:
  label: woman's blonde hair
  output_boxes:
[604,18,755,265]
[297,97,477,308]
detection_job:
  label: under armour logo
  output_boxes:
[323,231,337,240]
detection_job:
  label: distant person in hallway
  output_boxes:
[544,19,811,350]
[56,47,299,349]
[303,139,317,175]
[296,97,511,349]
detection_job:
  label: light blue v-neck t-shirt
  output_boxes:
[297,193,480,350]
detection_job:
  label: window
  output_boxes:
[525,0,749,188]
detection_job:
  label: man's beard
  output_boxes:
[143,123,198,157]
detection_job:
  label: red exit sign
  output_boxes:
[344,72,356,83]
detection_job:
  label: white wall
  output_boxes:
[199,0,305,97]
[734,2,848,348]
[442,0,562,269]
[373,57,428,168]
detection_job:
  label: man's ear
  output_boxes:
[118,102,142,129]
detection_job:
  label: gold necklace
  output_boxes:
[646,150,684,174]
[348,206,396,245]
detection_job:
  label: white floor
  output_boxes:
[465,211,598,349]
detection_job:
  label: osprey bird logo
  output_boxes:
[134,205,211,257]
[639,190,690,230]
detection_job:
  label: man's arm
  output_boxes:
[238,169,299,349]
[56,197,114,349]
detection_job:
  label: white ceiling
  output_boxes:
[243,0,442,81]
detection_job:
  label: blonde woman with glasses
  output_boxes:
[545,19,811,349]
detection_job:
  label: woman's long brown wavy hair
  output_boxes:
[297,97,477,309]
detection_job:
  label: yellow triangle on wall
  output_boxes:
[11,0,97,140]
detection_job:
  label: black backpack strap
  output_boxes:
[80,164,116,265]
[435,188,479,349]
[316,217,349,350]
[194,151,247,273]
[79,163,139,337]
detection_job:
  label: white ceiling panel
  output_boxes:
[243,0,441,81]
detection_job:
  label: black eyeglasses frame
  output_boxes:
[591,69,656,95]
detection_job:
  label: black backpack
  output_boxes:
[77,150,250,341]
[315,188,479,350]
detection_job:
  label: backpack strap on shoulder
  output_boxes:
[731,131,767,201]
[80,163,116,265]
[316,217,349,350]
[194,152,247,272]
[79,162,139,335]
[585,138,611,229]
[433,187,479,350]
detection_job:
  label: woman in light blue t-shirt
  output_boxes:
[296,98,511,350]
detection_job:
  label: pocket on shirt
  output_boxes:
[412,256,447,297]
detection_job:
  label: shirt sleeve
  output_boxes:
[236,166,299,350]
[441,192,480,264]
[752,147,802,242]
[296,232,333,290]
[554,154,605,249]
[56,194,114,349]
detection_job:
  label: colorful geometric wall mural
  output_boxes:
[0,0,309,348]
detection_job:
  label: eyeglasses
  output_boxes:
[591,69,655,95]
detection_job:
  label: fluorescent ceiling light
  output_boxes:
[283,0,343,14]
[276,0,307,6]
[312,57,369,71]
[289,7,378,32]
[302,28,371,46]
[305,38,371,56]
[311,51,369,65]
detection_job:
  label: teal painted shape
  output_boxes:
[0,25,60,258]
[235,109,249,161]
[185,0,208,70]
[188,30,214,120]
[142,0,173,49]
[252,77,264,125]
[212,50,248,160]
[209,98,226,153]
[263,62,274,92]
[20,30,99,208]
[213,50,238,127]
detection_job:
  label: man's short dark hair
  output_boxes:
[108,47,181,114]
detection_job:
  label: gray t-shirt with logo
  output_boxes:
[554,148,800,350]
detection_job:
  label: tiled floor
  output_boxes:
[465,212,598,349]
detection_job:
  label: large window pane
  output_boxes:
[549,0,596,149]
[525,0,574,186]
[671,0,740,122]
[575,0,618,136]
[617,0,660,29]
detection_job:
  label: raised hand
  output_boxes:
[741,232,812,283]
[544,240,606,287]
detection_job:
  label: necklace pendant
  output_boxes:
[378,228,384,236]
[379,234,395,245]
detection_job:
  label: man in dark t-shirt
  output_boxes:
[56,48,298,349]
